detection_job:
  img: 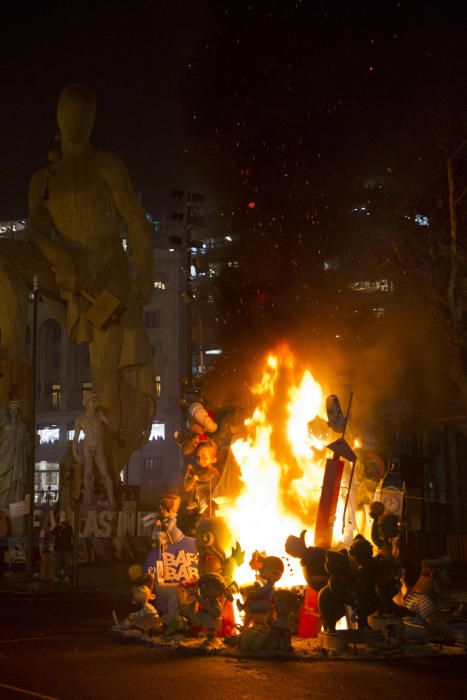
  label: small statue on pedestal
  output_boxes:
[0,399,30,509]
[73,391,115,510]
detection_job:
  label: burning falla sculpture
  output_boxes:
[285,526,405,634]
[194,517,244,640]
[190,573,229,649]
[237,555,287,653]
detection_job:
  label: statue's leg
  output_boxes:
[82,450,94,506]
[95,448,116,510]
[88,324,122,433]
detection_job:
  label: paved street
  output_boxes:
[1,590,467,700]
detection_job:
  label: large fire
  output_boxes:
[216,347,350,587]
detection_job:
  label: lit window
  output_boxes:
[67,428,75,440]
[38,426,60,445]
[149,422,165,441]
[50,384,61,409]
[414,214,429,227]
[373,307,386,318]
[155,375,161,398]
[121,238,128,251]
[153,272,166,290]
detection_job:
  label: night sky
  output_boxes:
[1,0,465,221]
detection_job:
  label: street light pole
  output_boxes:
[26,274,39,576]
[184,196,193,389]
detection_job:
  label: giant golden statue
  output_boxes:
[0,85,156,480]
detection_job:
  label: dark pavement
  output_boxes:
[1,586,467,700]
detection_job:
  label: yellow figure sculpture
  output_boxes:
[1,85,156,480]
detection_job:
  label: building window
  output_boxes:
[142,456,164,484]
[149,422,165,441]
[37,426,60,445]
[155,375,161,398]
[153,272,166,290]
[144,311,161,328]
[50,383,61,409]
[81,381,93,405]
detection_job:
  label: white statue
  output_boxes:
[72,391,115,510]
[0,400,30,508]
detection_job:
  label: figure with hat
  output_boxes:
[72,391,115,510]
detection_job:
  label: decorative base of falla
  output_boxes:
[318,631,349,652]
[368,616,405,647]
[202,636,224,650]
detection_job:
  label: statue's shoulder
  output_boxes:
[92,150,126,176]
[28,166,50,195]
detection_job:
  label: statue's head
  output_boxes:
[82,390,98,409]
[7,399,21,418]
[57,85,96,144]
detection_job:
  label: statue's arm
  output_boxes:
[28,171,78,292]
[72,418,83,462]
[99,153,153,304]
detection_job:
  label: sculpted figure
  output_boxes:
[0,85,156,476]
[73,391,115,509]
[0,400,30,508]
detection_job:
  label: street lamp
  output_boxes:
[26,274,39,576]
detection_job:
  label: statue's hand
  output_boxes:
[285,530,308,559]
[53,254,80,296]
[128,276,153,306]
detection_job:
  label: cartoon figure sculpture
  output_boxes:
[403,557,466,644]
[348,534,379,629]
[285,530,351,637]
[191,573,227,648]
[195,517,244,584]
[271,589,302,652]
[195,517,244,637]
[369,501,404,616]
[0,399,30,508]
[143,494,198,598]
[184,440,220,516]
[237,555,296,654]
[143,494,184,548]
[239,555,284,624]
[72,391,115,510]
[178,401,218,457]
[165,581,199,636]
[113,572,163,634]
[317,550,353,632]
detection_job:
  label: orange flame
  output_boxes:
[216,347,349,586]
